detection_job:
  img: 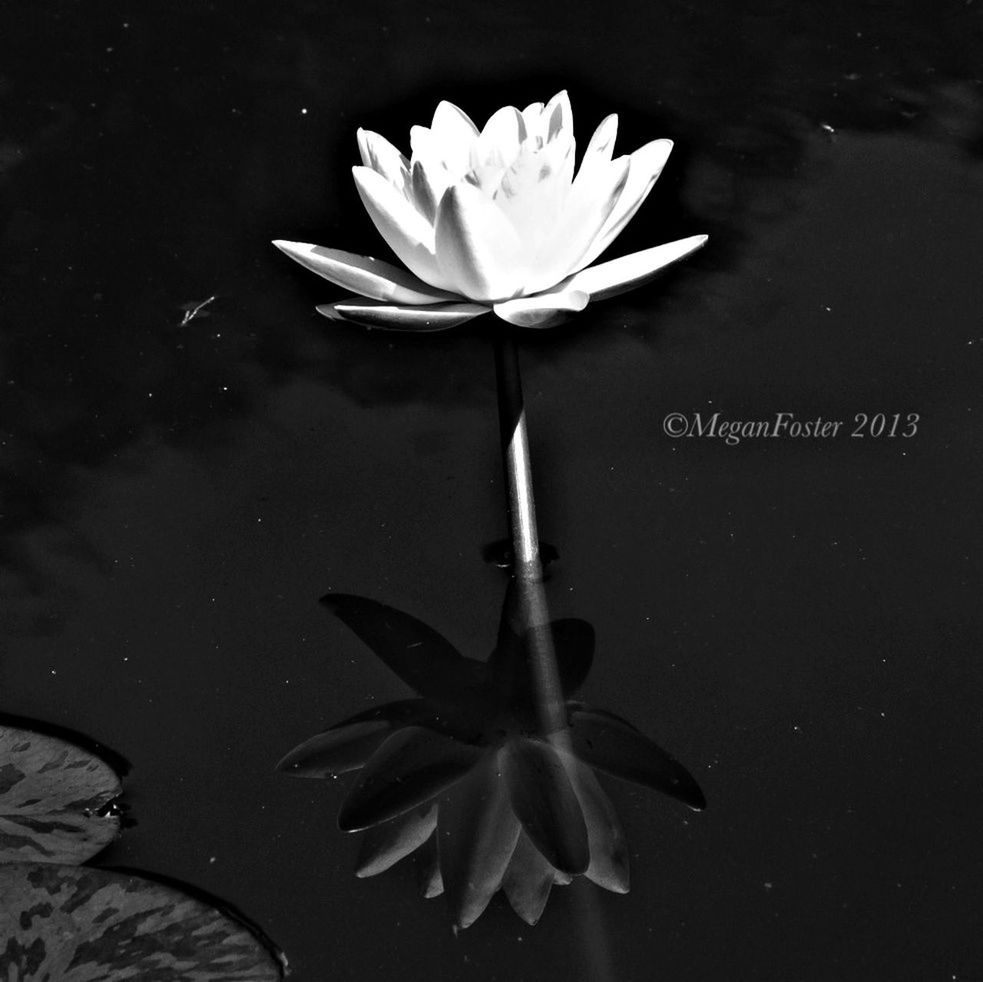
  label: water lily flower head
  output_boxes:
[274,91,707,329]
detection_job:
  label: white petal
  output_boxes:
[543,90,572,143]
[430,101,478,174]
[352,166,452,290]
[409,159,440,223]
[472,106,524,184]
[493,288,589,328]
[561,235,708,302]
[522,156,629,294]
[434,183,525,301]
[356,129,410,195]
[574,114,618,191]
[575,139,674,270]
[317,298,489,331]
[272,241,457,305]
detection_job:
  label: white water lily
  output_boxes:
[274,91,706,330]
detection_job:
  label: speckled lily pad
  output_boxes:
[0,863,286,980]
[0,725,123,864]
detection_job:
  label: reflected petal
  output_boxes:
[569,707,706,810]
[563,235,709,302]
[316,298,488,331]
[419,831,444,898]
[325,698,431,731]
[356,805,438,877]
[492,288,589,328]
[276,719,394,778]
[272,241,457,305]
[319,594,488,704]
[439,749,521,929]
[567,758,630,893]
[501,833,556,926]
[550,619,595,697]
[338,727,481,832]
[503,738,589,875]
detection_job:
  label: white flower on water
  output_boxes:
[274,91,706,330]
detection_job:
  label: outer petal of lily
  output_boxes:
[352,166,451,289]
[317,298,489,331]
[575,138,674,270]
[569,707,706,810]
[355,804,438,878]
[562,235,709,302]
[568,758,630,894]
[503,738,589,875]
[272,241,458,305]
[439,749,522,929]
[338,726,482,832]
[435,183,526,301]
[276,719,395,778]
[493,288,589,328]
[501,833,556,926]
[523,156,629,293]
[356,128,410,196]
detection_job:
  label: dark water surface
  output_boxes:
[2,0,982,979]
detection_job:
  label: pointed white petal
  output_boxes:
[493,288,589,328]
[410,160,440,222]
[576,139,674,270]
[523,156,629,294]
[562,235,708,302]
[521,102,546,143]
[430,101,479,174]
[434,183,525,301]
[544,90,572,143]
[574,114,618,190]
[356,129,410,195]
[317,298,488,331]
[472,106,524,184]
[272,241,458,305]
[352,166,451,290]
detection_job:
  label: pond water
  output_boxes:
[2,0,982,979]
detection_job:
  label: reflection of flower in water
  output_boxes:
[279,595,705,928]
[274,91,706,331]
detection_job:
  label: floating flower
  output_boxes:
[274,91,707,329]
[278,594,705,928]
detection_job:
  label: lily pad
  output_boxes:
[0,725,123,864]
[0,863,286,981]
